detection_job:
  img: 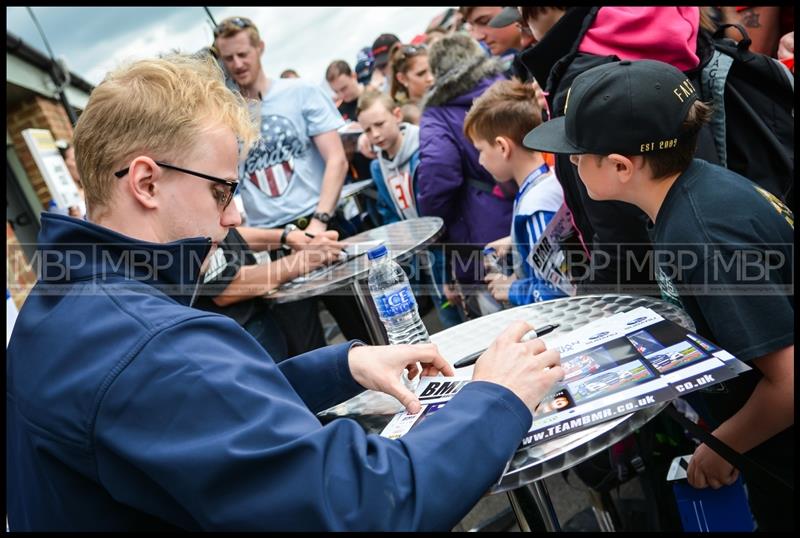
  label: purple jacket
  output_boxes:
[417,73,513,282]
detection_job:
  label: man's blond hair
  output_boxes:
[72,53,257,214]
[213,16,261,48]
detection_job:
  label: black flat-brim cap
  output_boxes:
[523,59,699,156]
[489,6,522,28]
[523,116,585,155]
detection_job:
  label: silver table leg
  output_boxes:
[507,480,562,532]
[586,488,618,532]
[350,279,388,345]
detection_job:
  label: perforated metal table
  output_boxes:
[265,217,444,344]
[319,294,696,531]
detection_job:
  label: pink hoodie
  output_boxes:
[578,7,700,72]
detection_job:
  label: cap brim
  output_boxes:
[522,117,584,154]
[489,7,521,28]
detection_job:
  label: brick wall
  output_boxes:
[6,223,37,310]
[8,95,75,210]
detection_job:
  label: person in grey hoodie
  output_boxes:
[357,89,462,328]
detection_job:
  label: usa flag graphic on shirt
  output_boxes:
[243,114,308,198]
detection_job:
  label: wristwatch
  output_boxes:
[312,211,332,224]
[280,223,298,250]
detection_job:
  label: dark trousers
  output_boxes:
[242,307,290,362]
[275,213,373,345]
[271,298,327,357]
[241,300,326,362]
[319,293,372,343]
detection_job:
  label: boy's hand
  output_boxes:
[485,273,517,302]
[687,442,739,489]
[485,236,512,258]
[443,282,463,309]
[356,132,377,159]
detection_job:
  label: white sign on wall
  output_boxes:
[7,288,19,346]
[21,128,82,210]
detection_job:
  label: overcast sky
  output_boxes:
[7,6,447,91]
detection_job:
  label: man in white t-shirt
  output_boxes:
[213,16,370,345]
[214,16,348,236]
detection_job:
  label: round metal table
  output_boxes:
[318,294,695,531]
[338,178,374,201]
[265,217,444,344]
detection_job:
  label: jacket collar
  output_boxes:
[519,7,595,89]
[35,213,213,306]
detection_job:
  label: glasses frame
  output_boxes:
[114,160,240,211]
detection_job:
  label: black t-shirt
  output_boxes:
[338,99,372,181]
[337,99,358,123]
[649,159,794,362]
[194,228,264,327]
[647,159,794,472]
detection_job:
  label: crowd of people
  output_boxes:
[7,6,794,531]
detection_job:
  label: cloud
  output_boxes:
[7,6,448,87]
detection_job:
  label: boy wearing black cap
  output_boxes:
[524,59,794,531]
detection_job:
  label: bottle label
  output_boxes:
[376,285,416,317]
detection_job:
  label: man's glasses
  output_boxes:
[213,17,254,37]
[114,161,240,211]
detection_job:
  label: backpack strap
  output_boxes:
[465,178,494,194]
[664,402,793,494]
[712,23,753,53]
[701,23,757,167]
[700,49,734,167]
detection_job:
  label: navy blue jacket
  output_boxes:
[6,213,532,531]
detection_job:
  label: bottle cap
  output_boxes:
[367,244,388,260]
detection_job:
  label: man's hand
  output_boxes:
[298,231,344,272]
[687,442,739,489]
[305,218,328,237]
[348,343,454,414]
[485,273,517,303]
[286,229,312,251]
[485,235,512,258]
[357,132,378,159]
[472,320,563,414]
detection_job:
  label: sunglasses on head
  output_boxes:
[401,44,426,55]
[213,17,254,37]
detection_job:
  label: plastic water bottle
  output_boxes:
[367,245,430,345]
